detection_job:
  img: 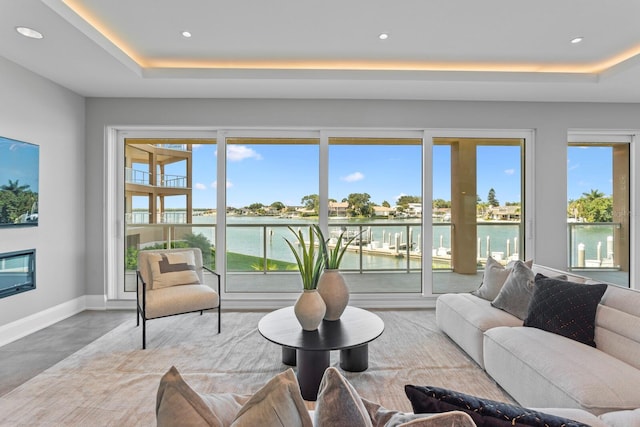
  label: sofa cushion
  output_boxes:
[156,366,250,427]
[483,326,640,414]
[145,284,218,319]
[436,293,522,368]
[404,384,591,426]
[231,368,312,427]
[598,408,640,427]
[490,261,535,320]
[524,276,607,347]
[531,408,606,427]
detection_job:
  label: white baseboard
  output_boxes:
[0,296,87,347]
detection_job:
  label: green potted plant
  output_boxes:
[313,225,361,320]
[284,226,326,330]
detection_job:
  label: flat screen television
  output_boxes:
[0,136,39,227]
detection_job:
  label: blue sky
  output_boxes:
[567,146,612,200]
[145,142,612,209]
[0,137,39,192]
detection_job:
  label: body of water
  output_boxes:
[132,212,617,269]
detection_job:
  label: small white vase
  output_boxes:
[317,269,349,321]
[294,289,326,331]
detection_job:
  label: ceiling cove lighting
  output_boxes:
[16,26,44,39]
[181,31,192,38]
[571,37,584,44]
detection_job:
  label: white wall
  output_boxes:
[0,57,85,330]
[85,98,640,296]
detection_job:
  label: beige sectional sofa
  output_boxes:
[436,263,640,425]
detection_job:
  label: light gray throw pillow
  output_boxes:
[231,368,312,427]
[316,367,476,427]
[315,367,372,427]
[362,397,476,426]
[472,257,533,301]
[491,260,535,319]
[471,256,511,301]
[156,365,251,427]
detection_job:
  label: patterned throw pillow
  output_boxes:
[404,385,591,427]
[148,251,200,289]
[524,276,607,347]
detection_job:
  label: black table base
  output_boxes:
[259,307,384,401]
[281,344,369,400]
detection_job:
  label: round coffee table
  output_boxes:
[258,306,384,400]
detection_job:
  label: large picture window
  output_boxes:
[111,128,534,301]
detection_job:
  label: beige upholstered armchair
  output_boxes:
[136,247,220,349]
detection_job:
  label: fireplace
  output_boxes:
[0,249,36,298]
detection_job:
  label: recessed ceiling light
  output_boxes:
[181,31,192,38]
[379,33,389,40]
[16,26,43,39]
[570,37,584,44]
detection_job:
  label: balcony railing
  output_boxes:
[568,222,621,269]
[125,220,531,273]
[126,211,189,224]
[125,167,150,185]
[156,143,187,151]
[157,173,187,188]
[125,168,187,188]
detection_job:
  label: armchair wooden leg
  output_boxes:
[142,318,146,350]
[218,307,221,333]
[136,307,139,327]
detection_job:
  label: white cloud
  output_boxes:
[395,192,407,202]
[195,183,207,190]
[212,180,232,188]
[504,169,515,175]
[341,172,364,182]
[227,145,262,162]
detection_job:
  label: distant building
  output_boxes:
[328,201,349,217]
[486,205,521,221]
[373,205,395,217]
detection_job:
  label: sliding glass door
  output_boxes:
[120,133,217,298]
[430,135,529,294]
[567,135,631,287]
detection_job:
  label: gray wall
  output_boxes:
[85,98,640,296]
[0,57,85,326]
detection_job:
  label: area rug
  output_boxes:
[0,309,513,426]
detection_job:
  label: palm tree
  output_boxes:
[582,189,604,201]
[1,179,30,195]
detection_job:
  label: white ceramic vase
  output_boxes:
[317,269,349,321]
[294,289,326,331]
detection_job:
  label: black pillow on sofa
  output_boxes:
[523,275,607,347]
[404,385,590,427]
